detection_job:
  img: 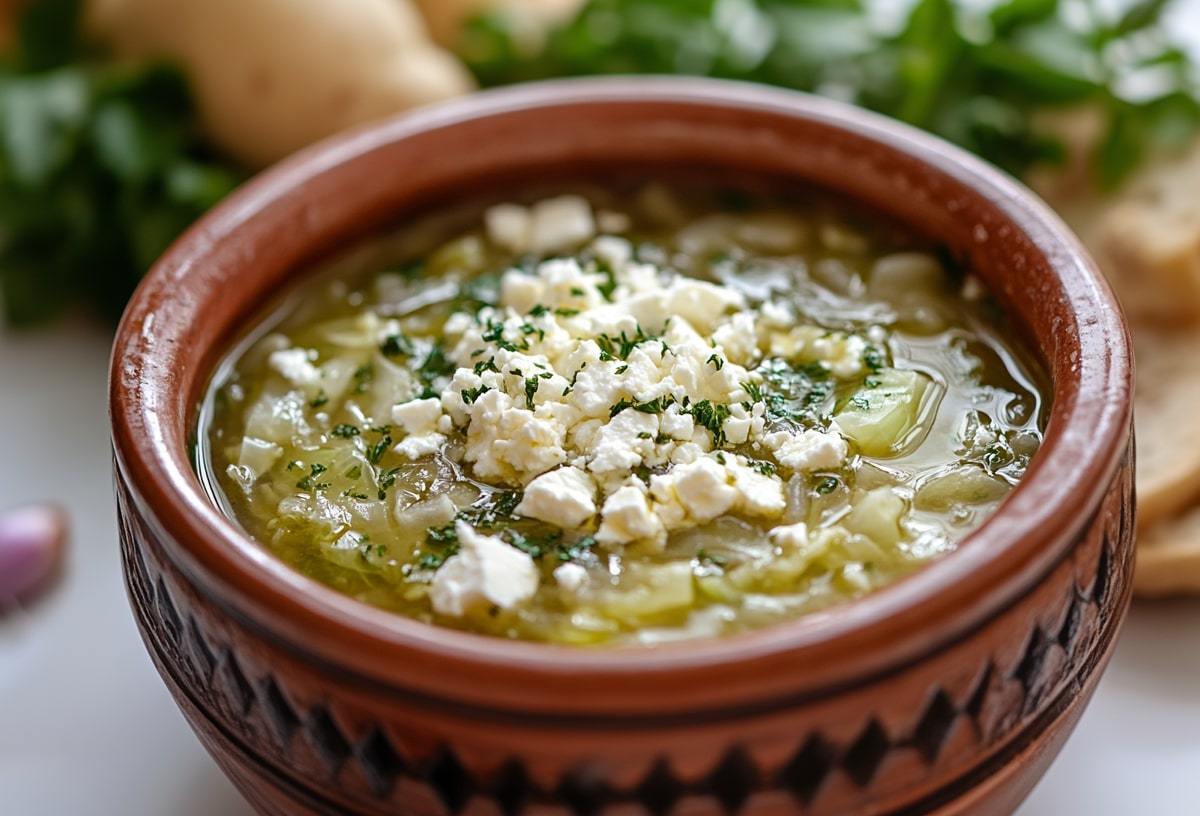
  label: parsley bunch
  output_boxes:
[460,0,1199,186]
[0,0,242,325]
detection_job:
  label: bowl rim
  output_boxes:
[109,76,1132,717]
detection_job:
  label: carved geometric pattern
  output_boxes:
[115,440,1135,815]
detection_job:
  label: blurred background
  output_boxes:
[1,0,1198,813]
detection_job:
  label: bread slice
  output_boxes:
[1132,325,1200,529]
[1136,504,1200,596]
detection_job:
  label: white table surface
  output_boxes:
[0,322,1197,815]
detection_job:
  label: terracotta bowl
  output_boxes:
[109,78,1134,816]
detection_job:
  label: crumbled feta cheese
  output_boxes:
[268,348,320,387]
[485,203,532,253]
[660,404,694,441]
[554,562,589,592]
[499,269,545,314]
[592,235,633,269]
[597,210,632,234]
[597,482,665,545]
[661,457,738,523]
[528,195,596,254]
[515,466,597,528]
[766,429,849,472]
[588,410,659,477]
[722,411,754,445]
[711,311,761,365]
[430,521,540,617]
[812,333,868,378]
[486,196,596,255]
[463,389,568,483]
[394,432,445,459]
[727,458,787,517]
[760,300,793,328]
[392,397,443,436]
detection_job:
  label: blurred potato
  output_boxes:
[414,0,583,49]
[86,0,475,168]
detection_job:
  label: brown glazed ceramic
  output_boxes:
[109,78,1134,816]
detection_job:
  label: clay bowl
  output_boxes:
[109,77,1134,816]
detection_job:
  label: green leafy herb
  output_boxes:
[380,333,416,359]
[507,528,563,559]
[474,356,500,375]
[376,465,401,500]
[352,364,374,394]
[0,0,243,326]
[330,423,360,438]
[296,463,329,491]
[366,432,392,465]
[461,384,491,404]
[458,490,523,529]
[862,344,886,374]
[416,523,461,570]
[752,460,777,476]
[595,325,656,360]
[816,476,840,495]
[461,0,1199,187]
[688,399,732,446]
[418,342,455,382]
[557,534,597,563]
[610,395,673,418]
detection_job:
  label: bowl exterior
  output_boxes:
[110,78,1136,816]
[116,442,1133,815]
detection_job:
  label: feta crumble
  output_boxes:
[515,467,597,528]
[430,521,540,617]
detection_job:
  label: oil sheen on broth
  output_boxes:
[198,182,1047,646]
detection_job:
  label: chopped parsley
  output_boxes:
[376,466,402,500]
[380,333,416,358]
[474,357,500,375]
[461,384,492,404]
[506,528,564,560]
[816,476,840,495]
[557,535,597,563]
[366,432,392,465]
[862,344,886,374]
[330,423,360,438]
[352,364,374,394]
[595,325,656,360]
[610,395,673,418]
[688,400,732,446]
[296,463,329,491]
[418,343,455,381]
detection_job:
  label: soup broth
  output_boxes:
[199,181,1047,645]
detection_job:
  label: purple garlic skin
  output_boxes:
[0,504,68,606]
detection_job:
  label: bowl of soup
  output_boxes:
[110,78,1133,816]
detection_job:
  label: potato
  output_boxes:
[86,0,475,168]
[415,0,583,49]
